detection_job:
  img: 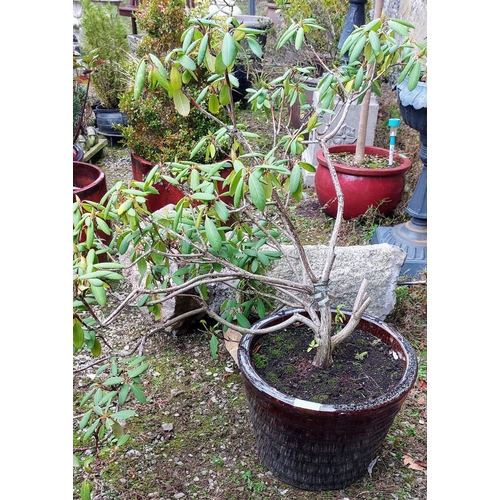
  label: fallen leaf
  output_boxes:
[417,379,427,390]
[224,329,242,366]
[403,454,427,471]
[417,395,426,405]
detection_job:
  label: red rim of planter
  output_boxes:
[73,161,107,199]
[316,144,411,176]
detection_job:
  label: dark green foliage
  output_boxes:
[118,0,224,165]
[80,0,131,109]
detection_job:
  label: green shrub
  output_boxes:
[280,0,369,61]
[80,0,131,109]
[118,0,226,164]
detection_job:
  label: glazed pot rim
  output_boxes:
[237,308,418,414]
[73,161,106,194]
[316,145,412,176]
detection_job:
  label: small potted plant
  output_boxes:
[74,9,423,492]
[310,0,425,220]
[79,0,131,141]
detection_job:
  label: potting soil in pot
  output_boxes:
[252,325,405,405]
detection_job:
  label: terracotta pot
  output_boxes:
[73,161,107,203]
[237,308,418,491]
[315,145,412,219]
[131,151,234,213]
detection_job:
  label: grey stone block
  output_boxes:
[265,243,407,320]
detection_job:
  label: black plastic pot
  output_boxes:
[93,106,128,138]
[237,308,418,491]
[231,15,272,103]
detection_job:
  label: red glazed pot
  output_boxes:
[315,145,412,219]
[131,151,185,213]
[238,308,418,491]
[131,151,234,212]
[73,161,111,256]
[73,161,108,203]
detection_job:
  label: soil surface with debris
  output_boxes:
[252,325,405,405]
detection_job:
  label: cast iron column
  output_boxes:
[370,80,427,278]
[338,0,368,54]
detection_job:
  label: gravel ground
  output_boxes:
[95,143,134,189]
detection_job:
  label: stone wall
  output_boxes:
[384,0,427,44]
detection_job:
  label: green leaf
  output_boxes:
[91,338,101,357]
[208,93,220,114]
[246,37,262,58]
[407,61,422,91]
[112,421,124,439]
[73,319,84,349]
[79,409,93,429]
[354,66,364,91]
[204,217,222,251]
[117,434,131,446]
[90,284,106,306]
[130,384,147,403]
[137,257,147,276]
[219,83,230,106]
[93,263,124,270]
[288,163,302,194]
[215,51,227,73]
[80,387,96,407]
[99,390,118,406]
[210,335,219,360]
[103,376,125,386]
[81,479,91,500]
[112,410,137,421]
[80,270,123,280]
[349,33,367,63]
[295,27,305,50]
[134,59,146,99]
[191,192,216,201]
[198,34,209,65]
[257,298,266,318]
[173,89,190,116]
[222,31,237,67]
[149,53,168,80]
[83,419,100,441]
[368,29,380,54]
[214,200,229,221]
[118,384,130,405]
[248,171,266,211]
[299,161,316,173]
[127,363,149,378]
[388,19,410,37]
[236,312,251,328]
[177,54,196,72]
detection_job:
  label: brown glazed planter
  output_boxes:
[315,145,412,220]
[237,308,418,491]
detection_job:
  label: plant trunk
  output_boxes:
[354,0,384,163]
[312,293,333,368]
